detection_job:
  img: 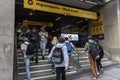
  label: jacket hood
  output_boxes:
[55,43,65,48]
[65,40,70,43]
[24,41,29,45]
[88,39,95,43]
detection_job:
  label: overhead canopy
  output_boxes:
[24,0,97,19]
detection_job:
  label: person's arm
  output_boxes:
[70,42,75,49]
[45,32,48,39]
[84,42,89,52]
[63,46,69,71]
[28,31,33,41]
[21,44,26,58]
[48,46,55,61]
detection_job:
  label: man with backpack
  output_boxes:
[84,35,99,80]
[21,38,34,80]
[48,36,69,80]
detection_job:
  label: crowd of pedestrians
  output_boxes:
[19,26,104,80]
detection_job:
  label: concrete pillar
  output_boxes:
[0,0,14,80]
[100,0,120,62]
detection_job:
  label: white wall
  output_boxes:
[100,0,120,62]
[0,0,14,80]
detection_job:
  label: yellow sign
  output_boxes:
[91,8,104,35]
[24,0,97,19]
[23,20,53,27]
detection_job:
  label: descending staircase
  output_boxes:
[15,48,117,80]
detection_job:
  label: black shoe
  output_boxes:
[42,56,45,60]
[52,70,55,74]
[31,57,34,61]
[35,60,38,64]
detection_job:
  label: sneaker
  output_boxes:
[52,70,55,74]
[93,77,96,80]
[42,56,45,60]
[97,72,100,75]
[27,78,31,80]
[24,78,31,80]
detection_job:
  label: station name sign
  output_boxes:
[91,8,104,36]
[24,0,97,19]
[23,20,53,27]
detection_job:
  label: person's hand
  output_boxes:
[24,54,27,58]
[96,55,100,60]
[32,38,35,40]
[65,66,68,72]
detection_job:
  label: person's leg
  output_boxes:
[42,39,47,56]
[88,54,98,78]
[40,39,45,60]
[99,59,103,69]
[41,39,47,60]
[51,62,55,74]
[24,56,31,79]
[96,59,100,72]
[56,67,60,80]
[35,43,38,63]
[62,67,66,80]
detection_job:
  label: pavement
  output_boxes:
[74,64,120,80]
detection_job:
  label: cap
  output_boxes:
[24,38,29,42]
[87,35,92,40]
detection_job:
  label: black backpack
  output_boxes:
[51,46,64,64]
[88,42,99,57]
[26,43,34,55]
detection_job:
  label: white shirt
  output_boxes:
[21,42,29,52]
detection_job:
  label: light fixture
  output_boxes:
[76,21,83,24]
[66,24,71,28]
[56,17,62,21]
[104,0,111,2]
[29,12,33,15]
[85,0,98,5]
[80,0,84,1]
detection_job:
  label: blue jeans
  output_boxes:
[51,62,55,71]
[40,39,47,56]
[24,55,34,79]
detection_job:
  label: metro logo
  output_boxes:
[28,0,33,5]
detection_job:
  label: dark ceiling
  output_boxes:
[15,0,111,32]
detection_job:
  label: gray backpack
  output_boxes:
[88,42,99,57]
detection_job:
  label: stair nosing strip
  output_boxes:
[19,64,51,69]
[31,71,77,80]
[18,60,48,64]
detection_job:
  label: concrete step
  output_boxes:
[16,48,117,80]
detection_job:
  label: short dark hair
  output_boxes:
[87,35,92,40]
[58,36,65,43]
[65,37,68,40]
[33,27,36,30]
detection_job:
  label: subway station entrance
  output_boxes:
[15,0,99,48]
[14,0,118,80]
[1,0,120,80]
[14,0,116,80]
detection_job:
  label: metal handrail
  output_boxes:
[71,48,86,69]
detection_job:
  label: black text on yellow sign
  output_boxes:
[91,8,104,35]
[24,0,97,19]
[23,20,53,27]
